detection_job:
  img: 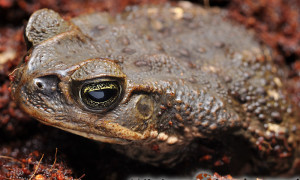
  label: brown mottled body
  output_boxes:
[11,2,298,174]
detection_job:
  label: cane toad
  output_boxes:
[10,2,298,174]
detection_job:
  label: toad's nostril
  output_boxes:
[33,75,60,94]
[35,81,44,89]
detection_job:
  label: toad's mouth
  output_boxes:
[20,102,150,145]
[48,123,140,145]
[37,117,151,145]
[36,115,151,145]
[48,120,150,145]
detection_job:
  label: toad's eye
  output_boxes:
[80,81,120,110]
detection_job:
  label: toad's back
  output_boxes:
[11,2,298,175]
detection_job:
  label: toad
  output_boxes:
[10,2,299,174]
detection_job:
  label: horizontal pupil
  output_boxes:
[87,89,117,102]
[80,81,121,110]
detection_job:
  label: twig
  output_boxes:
[77,174,86,180]
[49,148,58,172]
[0,155,22,164]
[29,154,44,180]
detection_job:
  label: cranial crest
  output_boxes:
[25,9,74,46]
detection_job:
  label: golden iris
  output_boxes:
[80,81,120,109]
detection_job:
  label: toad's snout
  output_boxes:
[31,75,60,96]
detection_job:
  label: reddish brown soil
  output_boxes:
[229,0,300,108]
[0,0,299,179]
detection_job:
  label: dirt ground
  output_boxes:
[0,0,299,179]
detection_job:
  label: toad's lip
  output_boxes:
[19,100,150,145]
[47,123,136,145]
[41,119,150,145]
